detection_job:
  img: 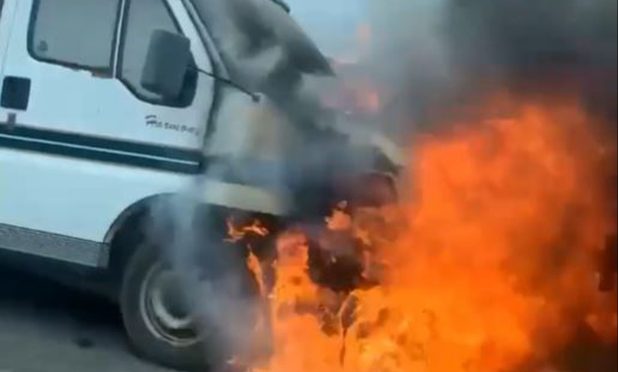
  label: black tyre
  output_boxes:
[120,243,210,371]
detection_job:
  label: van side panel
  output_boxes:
[0,147,192,241]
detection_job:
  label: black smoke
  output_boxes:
[445,0,617,121]
[365,0,616,136]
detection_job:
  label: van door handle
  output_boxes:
[1,76,32,111]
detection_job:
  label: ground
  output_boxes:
[0,263,614,372]
[0,265,175,372]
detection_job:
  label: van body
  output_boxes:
[0,0,401,369]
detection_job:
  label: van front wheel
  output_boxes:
[120,243,209,371]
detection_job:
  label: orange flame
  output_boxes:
[255,93,616,372]
[226,218,269,243]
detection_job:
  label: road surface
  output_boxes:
[0,263,615,372]
[0,265,175,372]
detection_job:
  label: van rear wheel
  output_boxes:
[120,243,210,371]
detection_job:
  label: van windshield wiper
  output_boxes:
[270,0,290,13]
[193,67,261,102]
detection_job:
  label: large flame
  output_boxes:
[253,93,617,372]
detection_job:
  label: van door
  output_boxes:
[0,0,215,264]
[1,0,214,153]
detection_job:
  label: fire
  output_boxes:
[248,93,616,372]
[226,218,269,243]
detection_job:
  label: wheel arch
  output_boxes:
[103,194,170,293]
[103,182,291,293]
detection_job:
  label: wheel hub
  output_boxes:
[140,265,200,346]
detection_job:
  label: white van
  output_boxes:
[0,0,401,369]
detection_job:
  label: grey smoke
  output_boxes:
[148,190,265,370]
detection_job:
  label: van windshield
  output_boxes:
[189,0,332,92]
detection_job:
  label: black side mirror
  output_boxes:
[141,30,191,99]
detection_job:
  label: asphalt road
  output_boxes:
[0,265,175,372]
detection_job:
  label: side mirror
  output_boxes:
[141,30,191,99]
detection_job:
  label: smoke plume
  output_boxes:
[362,0,616,136]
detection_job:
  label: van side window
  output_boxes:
[119,0,195,106]
[29,0,121,72]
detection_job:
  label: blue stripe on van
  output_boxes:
[0,123,203,174]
